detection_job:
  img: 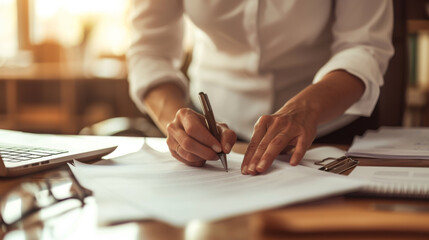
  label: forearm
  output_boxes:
[143,82,188,135]
[280,70,365,124]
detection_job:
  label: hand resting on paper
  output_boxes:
[241,71,365,175]
[240,101,318,175]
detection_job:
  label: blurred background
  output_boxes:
[0,0,162,136]
[0,0,428,137]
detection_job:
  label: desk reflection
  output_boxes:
[184,216,261,240]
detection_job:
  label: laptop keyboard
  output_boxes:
[0,144,68,163]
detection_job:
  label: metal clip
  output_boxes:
[315,156,358,174]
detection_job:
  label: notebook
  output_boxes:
[0,129,117,177]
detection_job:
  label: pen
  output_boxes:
[198,92,228,172]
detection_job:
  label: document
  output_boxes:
[347,127,429,159]
[348,166,429,199]
[70,142,364,226]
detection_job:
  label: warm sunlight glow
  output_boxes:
[0,0,17,58]
[34,0,128,18]
[32,0,130,50]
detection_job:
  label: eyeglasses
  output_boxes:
[0,169,92,231]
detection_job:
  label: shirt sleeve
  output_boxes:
[313,0,394,116]
[127,0,189,113]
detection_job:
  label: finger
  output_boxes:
[178,109,222,153]
[170,149,206,167]
[241,116,269,174]
[167,138,207,163]
[289,137,310,166]
[167,128,219,161]
[255,133,294,173]
[176,143,209,162]
[217,123,237,154]
[247,129,295,175]
[246,133,274,175]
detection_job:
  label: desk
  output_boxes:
[1,137,428,240]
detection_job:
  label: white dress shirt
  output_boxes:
[127,0,394,140]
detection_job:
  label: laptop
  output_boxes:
[0,129,117,177]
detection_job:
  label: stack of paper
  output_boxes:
[347,127,429,159]
[69,139,364,226]
[348,166,429,199]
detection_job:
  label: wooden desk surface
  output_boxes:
[1,140,428,240]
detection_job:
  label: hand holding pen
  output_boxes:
[198,92,228,171]
[165,93,236,169]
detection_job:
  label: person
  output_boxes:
[127,0,394,175]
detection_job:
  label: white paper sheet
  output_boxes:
[70,143,364,226]
[348,166,429,197]
[347,127,429,159]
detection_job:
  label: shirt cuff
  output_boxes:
[128,58,189,113]
[313,48,383,117]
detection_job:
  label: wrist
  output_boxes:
[144,82,187,134]
[281,70,365,124]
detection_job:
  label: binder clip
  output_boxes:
[314,156,358,174]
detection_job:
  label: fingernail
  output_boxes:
[241,165,247,174]
[212,145,222,153]
[248,163,256,174]
[256,160,266,171]
[224,143,231,153]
